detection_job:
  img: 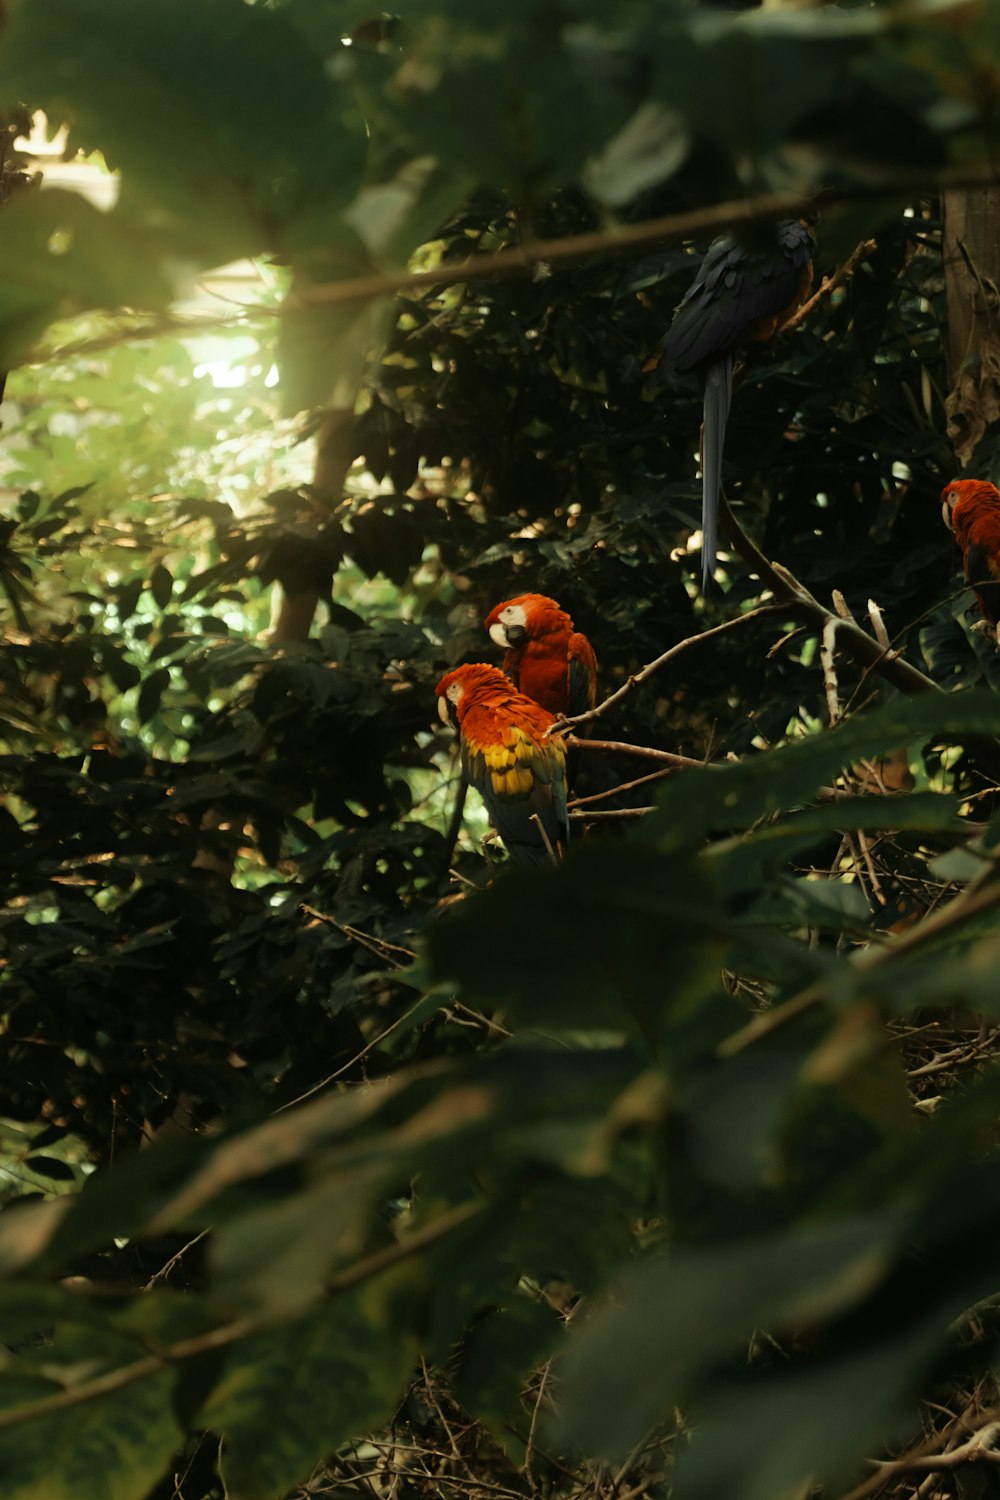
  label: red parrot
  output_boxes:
[483,593,598,719]
[658,219,816,590]
[436,663,568,866]
[941,478,1000,640]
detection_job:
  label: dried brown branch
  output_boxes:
[718,495,942,700]
[780,237,878,335]
[559,605,781,734]
[276,163,1000,315]
[565,736,706,769]
[837,1408,1000,1500]
[297,189,828,313]
[569,806,655,820]
[569,768,676,808]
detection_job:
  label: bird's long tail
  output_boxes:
[701,354,733,592]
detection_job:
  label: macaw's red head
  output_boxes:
[941,479,1000,540]
[484,593,572,650]
[435,662,522,728]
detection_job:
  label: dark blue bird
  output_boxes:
[659,219,816,591]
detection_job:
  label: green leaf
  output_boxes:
[149,564,173,610]
[646,692,1000,849]
[0,1366,180,1500]
[426,843,727,1044]
[554,1214,900,1458]
[0,190,171,368]
[0,0,367,262]
[203,1272,419,1500]
[137,667,170,724]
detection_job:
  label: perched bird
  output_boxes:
[484,593,598,720]
[658,219,816,590]
[436,663,569,865]
[941,478,1000,640]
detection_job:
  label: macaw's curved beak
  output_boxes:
[490,622,525,647]
[437,695,452,726]
[942,500,955,532]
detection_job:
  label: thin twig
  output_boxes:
[568,767,676,809]
[780,237,879,334]
[718,494,942,701]
[838,1413,1000,1499]
[142,1229,210,1290]
[566,737,706,769]
[820,615,842,726]
[529,812,559,865]
[276,993,439,1110]
[558,606,781,734]
[569,806,654,820]
[721,867,1000,1058]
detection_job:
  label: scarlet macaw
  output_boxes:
[659,219,816,590]
[941,478,1000,641]
[436,662,568,865]
[483,593,598,719]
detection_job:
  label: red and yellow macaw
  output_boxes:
[659,219,816,590]
[436,663,568,866]
[941,478,1000,640]
[483,593,598,719]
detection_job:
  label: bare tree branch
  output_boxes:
[559,605,782,734]
[780,237,878,335]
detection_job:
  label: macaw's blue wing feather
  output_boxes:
[701,354,732,590]
[463,726,568,866]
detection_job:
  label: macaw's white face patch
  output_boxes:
[492,603,527,646]
[438,682,463,724]
[942,488,958,531]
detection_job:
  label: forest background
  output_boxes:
[5,2,1000,1498]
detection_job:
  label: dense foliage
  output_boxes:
[5,2,1000,1498]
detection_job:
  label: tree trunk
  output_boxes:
[942,186,1000,468]
[270,406,356,643]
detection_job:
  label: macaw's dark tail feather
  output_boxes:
[701,354,732,592]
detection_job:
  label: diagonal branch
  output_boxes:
[718,494,942,699]
[780,237,878,335]
[559,604,782,734]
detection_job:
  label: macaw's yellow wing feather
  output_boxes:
[464,725,568,866]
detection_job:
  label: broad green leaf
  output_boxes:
[0,0,366,261]
[0,1365,179,1500]
[203,1271,419,1500]
[554,1214,900,1457]
[426,843,727,1044]
[0,191,170,368]
[646,692,1000,849]
[669,1326,941,1500]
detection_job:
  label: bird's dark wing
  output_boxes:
[567,632,599,720]
[660,220,815,374]
[965,539,1000,627]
